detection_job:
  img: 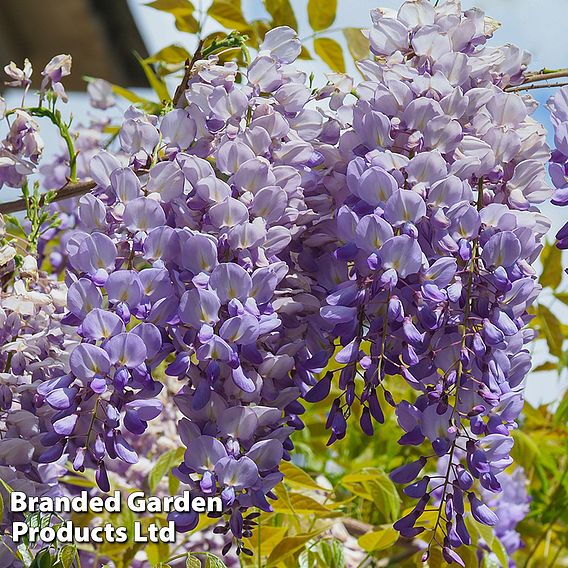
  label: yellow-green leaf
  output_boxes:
[341,469,401,522]
[146,0,194,14]
[314,37,345,73]
[539,241,563,289]
[147,44,190,64]
[186,555,201,568]
[533,361,558,372]
[266,529,327,567]
[58,545,77,568]
[135,52,171,102]
[60,475,96,488]
[148,447,185,493]
[147,541,170,567]
[343,28,369,62]
[554,292,568,306]
[307,0,337,31]
[174,12,200,33]
[272,489,339,516]
[357,527,398,552]
[537,303,564,357]
[205,556,227,568]
[208,0,249,31]
[263,0,298,30]
[244,526,287,558]
[279,462,329,491]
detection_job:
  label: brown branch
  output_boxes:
[505,81,568,93]
[504,68,568,93]
[172,39,204,107]
[0,180,96,215]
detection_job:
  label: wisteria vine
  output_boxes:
[0,0,565,565]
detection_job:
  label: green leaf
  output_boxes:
[57,546,76,568]
[272,489,339,516]
[341,469,401,522]
[533,361,558,372]
[512,429,541,471]
[30,549,52,568]
[148,447,185,493]
[208,0,249,31]
[266,529,327,567]
[554,292,568,306]
[537,303,564,358]
[315,538,345,567]
[147,541,170,567]
[343,28,369,62]
[205,555,228,568]
[263,0,298,30]
[186,555,201,568]
[279,462,329,491]
[110,84,148,104]
[357,527,398,552]
[466,518,508,568]
[59,475,96,488]
[146,0,195,14]
[147,44,191,64]
[135,52,170,102]
[540,241,563,289]
[174,12,200,33]
[307,0,337,31]
[314,38,345,73]
[555,389,568,424]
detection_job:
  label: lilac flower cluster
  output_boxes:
[548,86,568,247]
[481,468,530,566]
[298,1,551,563]
[28,27,342,553]
[0,267,71,549]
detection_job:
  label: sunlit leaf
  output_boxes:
[357,527,398,552]
[341,469,401,521]
[540,241,563,289]
[266,529,328,567]
[272,487,339,516]
[58,545,77,568]
[145,0,198,33]
[186,555,201,568]
[205,555,228,568]
[146,0,194,12]
[533,361,559,372]
[135,52,171,102]
[512,429,541,472]
[147,45,191,64]
[316,538,345,567]
[537,303,564,358]
[208,0,249,31]
[174,12,200,33]
[554,292,568,306]
[244,526,287,558]
[263,0,298,31]
[314,38,345,73]
[279,462,329,491]
[147,541,170,567]
[148,447,185,493]
[307,0,337,31]
[343,28,369,62]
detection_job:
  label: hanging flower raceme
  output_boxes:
[33,25,341,553]
[299,0,551,563]
[548,86,568,249]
